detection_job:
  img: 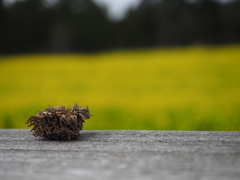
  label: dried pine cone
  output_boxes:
[25,103,91,140]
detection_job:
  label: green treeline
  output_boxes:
[0,0,239,54]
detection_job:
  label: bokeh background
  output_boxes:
[0,0,240,130]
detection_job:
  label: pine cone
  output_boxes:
[25,103,91,140]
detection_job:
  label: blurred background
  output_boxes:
[0,0,240,130]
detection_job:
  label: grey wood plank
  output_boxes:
[0,130,239,180]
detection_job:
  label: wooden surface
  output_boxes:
[0,130,240,180]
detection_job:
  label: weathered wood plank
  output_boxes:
[0,130,240,180]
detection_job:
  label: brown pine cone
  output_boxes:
[25,103,91,140]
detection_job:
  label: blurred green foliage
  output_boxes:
[0,45,240,130]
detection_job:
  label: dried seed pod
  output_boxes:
[25,103,91,140]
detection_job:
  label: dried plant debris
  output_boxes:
[25,103,91,140]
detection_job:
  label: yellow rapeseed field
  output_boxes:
[0,45,240,130]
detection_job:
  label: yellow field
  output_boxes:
[0,45,240,130]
